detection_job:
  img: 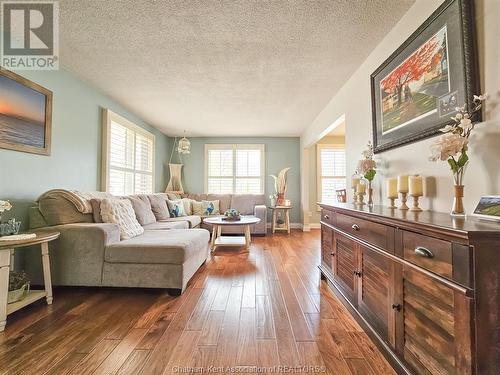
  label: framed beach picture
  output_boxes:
[371,0,479,153]
[472,196,500,222]
[0,69,53,155]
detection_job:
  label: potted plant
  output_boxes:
[0,200,12,223]
[270,168,290,205]
[223,208,241,221]
[8,271,30,304]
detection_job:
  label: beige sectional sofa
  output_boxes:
[26,191,266,294]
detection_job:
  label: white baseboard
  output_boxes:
[266,223,303,230]
[308,223,321,229]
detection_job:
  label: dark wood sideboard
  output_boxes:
[319,203,500,375]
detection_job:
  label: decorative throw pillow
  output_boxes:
[89,199,103,223]
[181,198,194,215]
[127,195,156,226]
[148,194,170,220]
[100,198,144,240]
[167,199,187,217]
[192,200,220,217]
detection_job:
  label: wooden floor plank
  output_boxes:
[69,339,120,375]
[138,288,203,375]
[198,310,224,346]
[93,328,148,374]
[116,349,151,375]
[236,308,257,365]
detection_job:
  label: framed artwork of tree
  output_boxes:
[371,0,479,153]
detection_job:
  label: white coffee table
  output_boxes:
[203,216,261,251]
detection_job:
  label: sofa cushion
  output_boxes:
[143,221,188,230]
[100,198,144,240]
[148,194,170,220]
[181,198,194,215]
[192,200,220,216]
[105,229,210,264]
[230,194,264,215]
[160,215,201,228]
[167,199,187,217]
[128,195,156,225]
[207,194,232,213]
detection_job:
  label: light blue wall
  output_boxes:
[0,69,170,228]
[172,137,301,222]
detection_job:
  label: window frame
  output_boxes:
[101,108,156,194]
[317,143,346,207]
[204,144,265,195]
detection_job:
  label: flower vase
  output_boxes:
[277,193,285,206]
[367,181,373,206]
[451,164,467,217]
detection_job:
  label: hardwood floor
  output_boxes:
[0,230,395,375]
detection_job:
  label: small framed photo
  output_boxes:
[472,196,500,222]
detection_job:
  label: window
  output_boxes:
[317,144,346,204]
[205,144,264,194]
[102,109,155,195]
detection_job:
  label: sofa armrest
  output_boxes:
[254,205,267,234]
[25,223,120,286]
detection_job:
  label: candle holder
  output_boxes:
[399,192,409,210]
[388,197,397,209]
[410,195,422,212]
[352,186,358,204]
[356,192,366,206]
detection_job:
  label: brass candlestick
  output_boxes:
[357,192,366,205]
[410,195,422,212]
[399,192,409,210]
[388,197,397,209]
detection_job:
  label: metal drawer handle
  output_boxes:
[324,215,330,220]
[351,224,360,231]
[414,246,434,258]
[330,252,335,256]
[391,303,402,311]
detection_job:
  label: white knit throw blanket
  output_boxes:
[37,189,114,213]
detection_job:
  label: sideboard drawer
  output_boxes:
[402,231,453,279]
[321,209,333,225]
[336,213,394,252]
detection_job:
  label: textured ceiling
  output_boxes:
[59,0,414,136]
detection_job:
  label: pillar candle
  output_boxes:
[357,183,366,194]
[386,178,398,198]
[351,177,360,188]
[397,175,409,193]
[409,175,423,196]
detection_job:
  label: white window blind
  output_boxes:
[206,144,264,194]
[317,145,346,204]
[102,110,155,195]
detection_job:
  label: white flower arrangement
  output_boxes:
[429,94,487,184]
[0,200,12,213]
[357,141,376,181]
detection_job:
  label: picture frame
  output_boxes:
[472,196,500,222]
[370,0,480,153]
[0,69,53,156]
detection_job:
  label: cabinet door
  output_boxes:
[333,232,358,307]
[321,225,334,271]
[358,245,395,347]
[396,266,473,375]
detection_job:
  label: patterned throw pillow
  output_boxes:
[192,200,220,217]
[100,198,144,240]
[181,198,194,215]
[167,199,187,217]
